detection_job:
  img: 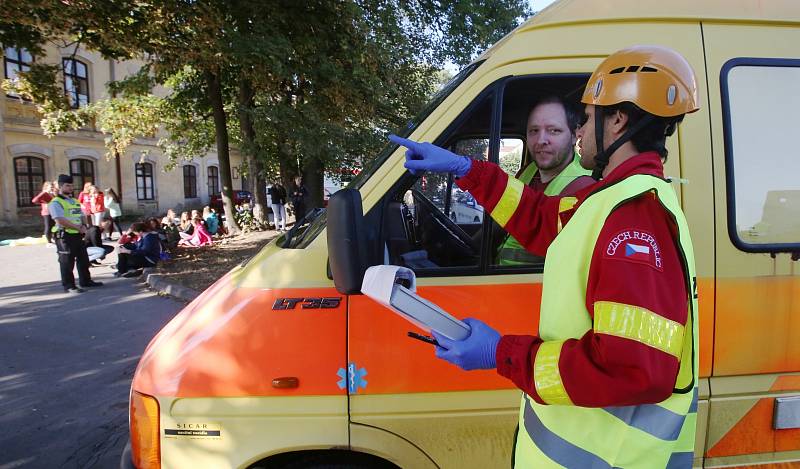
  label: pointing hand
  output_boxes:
[389,134,473,177]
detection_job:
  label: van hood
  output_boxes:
[132,238,348,398]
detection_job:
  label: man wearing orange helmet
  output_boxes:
[390,45,700,468]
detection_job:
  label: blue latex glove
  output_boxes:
[431,318,501,370]
[389,134,473,177]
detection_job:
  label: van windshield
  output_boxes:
[349,61,483,191]
[282,208,326,249]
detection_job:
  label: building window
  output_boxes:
[14,156,45,207]
[63,58,89,108]
[207,166,220,196]
[69,158,95,192]
[183,165,197,198]
[4,46,33,98]
[136,162,154,200]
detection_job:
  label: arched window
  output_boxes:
[63,58,89,108]
[183,165,197,198]
[69,158,95,191]
[14,156,45,207]
[136,163,154,200]
[207,166,220,196]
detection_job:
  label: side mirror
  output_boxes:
[327,189,369,294]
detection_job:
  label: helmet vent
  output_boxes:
[610,65,658,74]
[667,85,677,105]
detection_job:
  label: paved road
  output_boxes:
[0,242,184,468]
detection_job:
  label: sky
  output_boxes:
[530,0,558,12]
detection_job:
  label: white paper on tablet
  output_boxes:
[361,265,470,340]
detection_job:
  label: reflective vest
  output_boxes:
[515,174,699,468]
[49,196,83,234]
[497,153,590,265]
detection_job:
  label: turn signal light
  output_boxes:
[130,390,160,469]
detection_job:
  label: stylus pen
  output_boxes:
[407,331,439,346]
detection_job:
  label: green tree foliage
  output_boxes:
[1,0,531,218]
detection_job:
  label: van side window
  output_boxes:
[722,59,800,251]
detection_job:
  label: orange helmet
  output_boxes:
[581,45,699,117]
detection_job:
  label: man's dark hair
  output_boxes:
[530,95,582,136]
[603,102,684,161]
[130,222,148,233]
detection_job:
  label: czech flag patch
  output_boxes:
[605,230,663,271]
[625,242,651,259]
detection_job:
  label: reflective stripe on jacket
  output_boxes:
[516,174,699,468]
[497,153,590,265]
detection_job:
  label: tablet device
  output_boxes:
[361,265,471,340]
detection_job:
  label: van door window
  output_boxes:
[390,139,488,271]
[381,74,591,275]
[382,90,494,274]
[722,59,800,251]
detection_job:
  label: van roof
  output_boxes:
[479,0,800,60]
[527,0,800,28]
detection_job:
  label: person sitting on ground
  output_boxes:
[202,206,219,236]
[178,216,213,247]
[118,224,141,246]
[100,216,115,242]
[146,216,169,251]
[160,214,180,248]
[83,224,114,265]
[178,211,194,239]
[115,222,161,277]
[164,208,178,225]
[211,208,227,236]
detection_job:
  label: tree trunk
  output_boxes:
[237,78,267,225]
[302,155,324,210]
[205,69,241,235]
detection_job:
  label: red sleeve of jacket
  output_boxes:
[94,192,105,212]
[456,160,562,257]
[496,194,688,407]
[31,191,52,205]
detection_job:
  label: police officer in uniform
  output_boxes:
[49,174,104,294]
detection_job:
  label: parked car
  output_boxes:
[209,190,252,212]
[449,190,484,224]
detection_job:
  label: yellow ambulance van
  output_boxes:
[122,1,800,467]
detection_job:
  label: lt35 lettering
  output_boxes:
[272,297,342,310]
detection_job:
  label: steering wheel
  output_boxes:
[410,189,479,263]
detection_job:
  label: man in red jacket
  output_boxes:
[390,45,700,468]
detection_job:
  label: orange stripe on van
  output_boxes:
[350,283,538,394]
[707,377,800,458]
[713,277,800,377]
[351,279,713,394]
[133,283,347,398]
